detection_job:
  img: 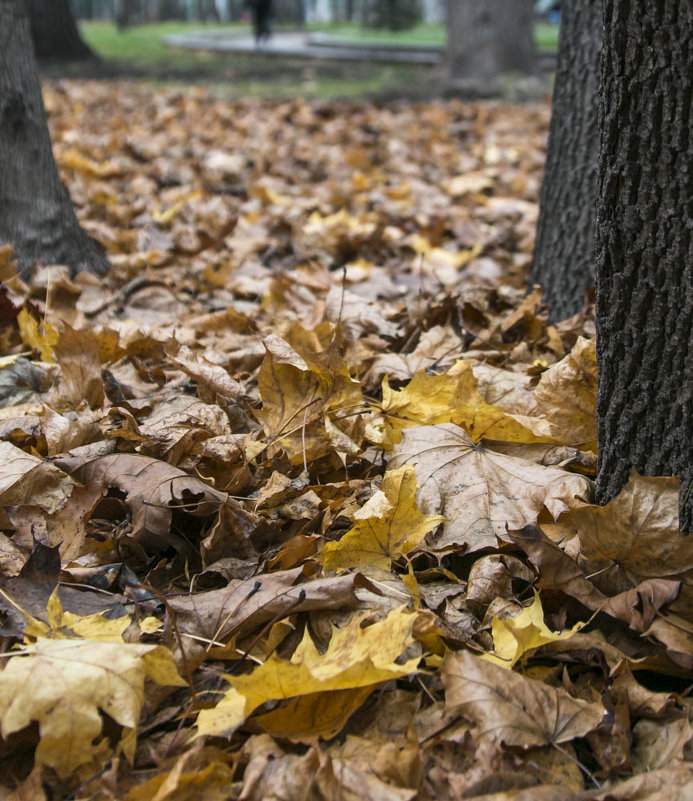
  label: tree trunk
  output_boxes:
[446,0,536,84]
[26,0,95,60]
[595,0,693,527]
[116,0,139,29]
[530,0,601,322]
[0,0,109,278]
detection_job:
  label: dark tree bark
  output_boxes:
[26,0,95,61]
[446,0,536,84]
[0,0,109,278]
[595,0,693,526]
[530,0,601,321]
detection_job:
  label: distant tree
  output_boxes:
[595,0,693,527]
[446,0,536,84]
[0,0,109,278]
[362,0,422,31]
[530,0,601,320]
[26,0,95,60]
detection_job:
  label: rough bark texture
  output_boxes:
[595,0,693,527]
[530,0,601,321]
[27,0,95,61]
[446,0,536,84]
[0,0,109,278]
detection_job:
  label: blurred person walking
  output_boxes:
[250,0,273,46]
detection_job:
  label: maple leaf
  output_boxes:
[196,607,423,738]
[441,650,605,747]
[0,638,185,777]
[534,336,598,449]
[482,591,586,668]
[389,423,591,554]
[371,362,554,449]
[568,471,691,578]
[255,333,364,464]
[0,441,74,514]
[320,465,444,571]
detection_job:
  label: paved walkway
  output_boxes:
[164,30,557,69]
[163,30,442,64]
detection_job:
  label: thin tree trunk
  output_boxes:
[0,0,109,278]
[595,0,693,527]
[530,0,601,321]
[26,0,95,60]
[446,0,536,84]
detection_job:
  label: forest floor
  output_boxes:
[0,80,691,801]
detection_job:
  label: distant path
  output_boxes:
[164,30,557,69]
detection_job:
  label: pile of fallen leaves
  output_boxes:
[0,81,692,800]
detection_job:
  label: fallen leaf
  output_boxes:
[441,649,605,747]
[0,638,185,777]
[0,441,74,514]
[569,473,691,578]
[197,607,423,737]
[320,465,444,571]
[389,424,591,553]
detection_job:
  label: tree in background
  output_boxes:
[26,0,95,60]
[362,0,422,31]
[530,0,601,320]
[0,0,109,277]
[445,0,536,85]
[595,0,692,526]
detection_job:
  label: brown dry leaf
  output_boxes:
[441,649,605,747]
[54,451,232,552]
[47,326,105,410]
[631,716,693,773]
[168,566,369,648]
[509,526,681,634]
[534,336,597,449]
[255,333,363,464]
[166,344,243,403]
[589,762,693,800]
[0,638,185,777]
[388,424,591,554]
[0,441,74,514]
[569,473,691,578]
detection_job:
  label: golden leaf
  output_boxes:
[196,607,422,738]
[320,465,444,571]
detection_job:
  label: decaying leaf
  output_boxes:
[441,650,605,747]
[569,472,691,578]
[0,638,184,776]
[0,441,74,514]
[389,424,591,553]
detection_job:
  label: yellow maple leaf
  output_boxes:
[371,362,555,449]
[21,589,161,642]
[0,638,185,777]
[320,465,444,571]
[196,606,422,739]
[17,308,59,363]
[482,591,586,669]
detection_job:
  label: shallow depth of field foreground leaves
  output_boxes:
[1,81,692,801]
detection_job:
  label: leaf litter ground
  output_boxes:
[0,81,692,800]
